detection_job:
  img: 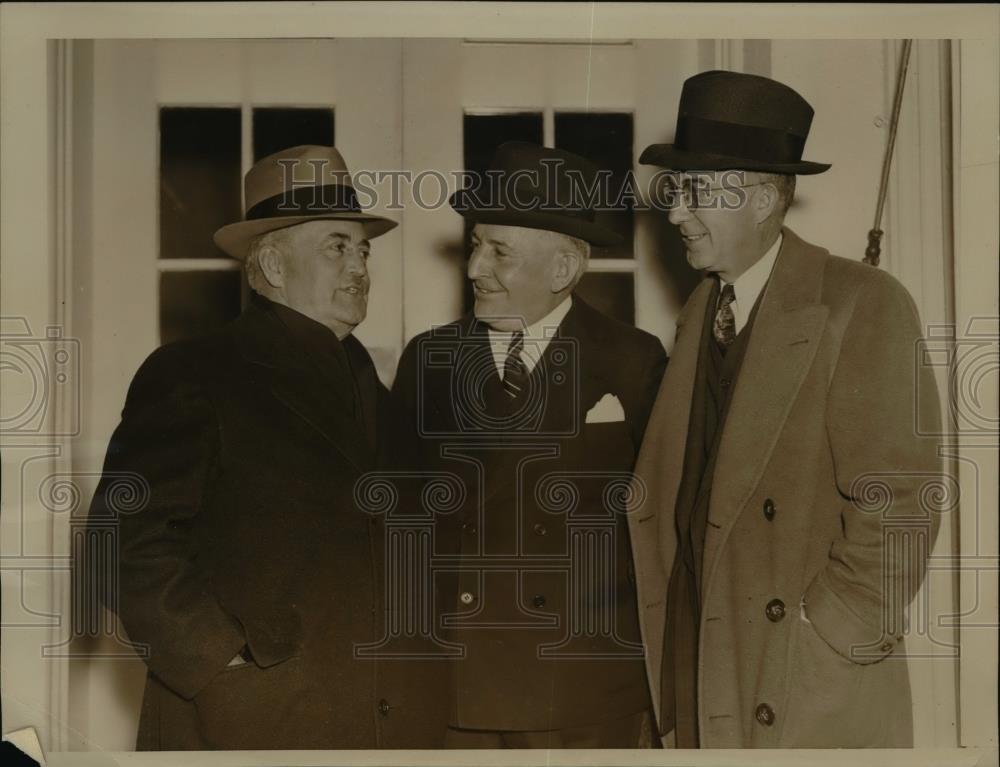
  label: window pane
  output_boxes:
[253,107,335,161]
[159,271,242,345]
[575,272,635,325]
[159,107,241,260]
[554,112,634,260]
[463,112,544,177]
[462,112,544,312]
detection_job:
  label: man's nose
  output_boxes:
[467,246,489,280]
[345,251,368,278]
[667,198,693,226]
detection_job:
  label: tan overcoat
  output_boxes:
[628,228,943,748]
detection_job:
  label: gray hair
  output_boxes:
[244,227,294,295]
[756,172,797,217]
[551,231,591,289]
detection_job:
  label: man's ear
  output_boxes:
[753,180,781,225]
[258,245,286,289]
[551,248,583,293]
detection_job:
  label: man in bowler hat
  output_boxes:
[87,145,422,749]
[628,71,943,747]
[391,142,667,747]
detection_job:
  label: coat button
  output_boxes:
[763,498,776,521]
[460,591,475,605]
[378,698,391,717]
[720,377,731,388]
[755,703,775,726]
[532,594,546,608]
[533,523,547,536]
[765,598,786,622]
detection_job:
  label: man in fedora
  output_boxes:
[390,142,667,747]
[628,71,943,748]
[88,145,418,749]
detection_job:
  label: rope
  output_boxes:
[865,39,914,267]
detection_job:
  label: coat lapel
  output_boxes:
[234,304,374,472]
[633,280,714,562]
[267,366,373,471]
[701,230,828,588]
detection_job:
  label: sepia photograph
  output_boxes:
[1,3,997,765]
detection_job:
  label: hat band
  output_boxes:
[675,115,806,164]
[454,185,595,223]
[246,183,362,221]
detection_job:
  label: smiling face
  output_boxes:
[664,170,777,283]
[266,219,371,338]
[467,223,584,331]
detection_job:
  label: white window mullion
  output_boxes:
[157,259,241,272]
[543,107,555,148]
[588,258,636,273]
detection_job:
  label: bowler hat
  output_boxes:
[449,142,623,246]
[214,145,397,260]
[640,70,831,175]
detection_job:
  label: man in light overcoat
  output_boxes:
[628,71,943,748]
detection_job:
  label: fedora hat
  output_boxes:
[640,70,831,175]
[214,145,397,260]
[449,142,623,246]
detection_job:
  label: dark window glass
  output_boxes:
[159,271,242,344]
[554,112,634,260]
[463,112,544,178]
[159,107,241,260]
[575,272,635,325]
[462,112,544,312]
[253,107,335,161]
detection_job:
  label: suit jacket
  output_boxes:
[87,297,423,749]
[391,295,667,732]
[628,228,943,748]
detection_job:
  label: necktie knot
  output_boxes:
[713,283,737,349]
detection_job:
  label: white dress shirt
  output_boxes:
[719,233,783,335]
[487,295,573,380]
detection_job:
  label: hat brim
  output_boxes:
[449,190,623,247]
[213,213,398,260]
[639,143,831,175]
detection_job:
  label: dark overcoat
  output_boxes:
[88,297,443,749]
[390,295,667,732]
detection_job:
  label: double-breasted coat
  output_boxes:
[87,295,440,749]
[390,295,667,733]
[628,228,943,747]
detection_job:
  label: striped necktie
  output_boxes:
[502,331,527,400]
[713,283,737,350]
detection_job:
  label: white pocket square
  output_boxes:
[585,393,625,423]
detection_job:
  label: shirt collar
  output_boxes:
[720,232,782,329]
[487,294,573,375]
